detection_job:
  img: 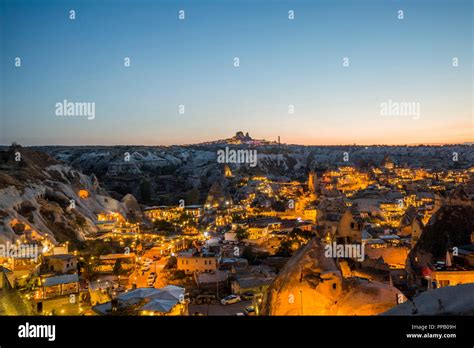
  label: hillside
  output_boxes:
[0,145,135,245]
[383,283,474,315]
[261,238,403,315]
[36,142,474,206]
[407,205,474,276]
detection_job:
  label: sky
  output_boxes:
[0,0,472,146]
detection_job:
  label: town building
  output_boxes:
[43,254,77,274]
[37,274,79,300]
[92,285,188,316]
[177,249,217,274]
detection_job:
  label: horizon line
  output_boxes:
[2,142,473,148]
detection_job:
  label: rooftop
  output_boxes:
[177,249,215,258]
[45,254,75,261]
[43,274,79,287]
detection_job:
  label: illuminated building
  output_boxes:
[177,250,217,274]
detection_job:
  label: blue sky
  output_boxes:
[1,0,472,145]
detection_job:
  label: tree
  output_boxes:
[153,220,175,234]
[242,246,257,263]
[113,259,122,276]
[276,239,293,257]
[241,246,268,265]
[289,228,312,248]
[271,200,287,212]
[81,260,96,281]
[235,226,249,241]
[165,256,177,269]
[171,270,186,280]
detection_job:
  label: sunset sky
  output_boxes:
[1,0,472,146]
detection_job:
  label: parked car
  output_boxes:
[241,292,255,300]
[220,295,241,305]
[244,306,256,316]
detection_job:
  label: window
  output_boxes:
[440,280,450,287]
[332,283,337,290]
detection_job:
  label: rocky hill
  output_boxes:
[406,204,474,284]
[35,142,474,206]
[262,238,403,315]
[383,283,474,315]
[0,145,136,245]
[414,205,474,258]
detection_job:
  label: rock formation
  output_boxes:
[262,238,403,315]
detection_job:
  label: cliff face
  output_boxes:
[0,146,136,245]
[383,283,474,315]
[262,239,403,315]
[262,239,342,315]
[406,205,474,283]
[416,205,474,257]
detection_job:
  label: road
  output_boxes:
[189,300,253,316]
[129,257,168,289]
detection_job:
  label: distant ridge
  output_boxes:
[193,131,278,146]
